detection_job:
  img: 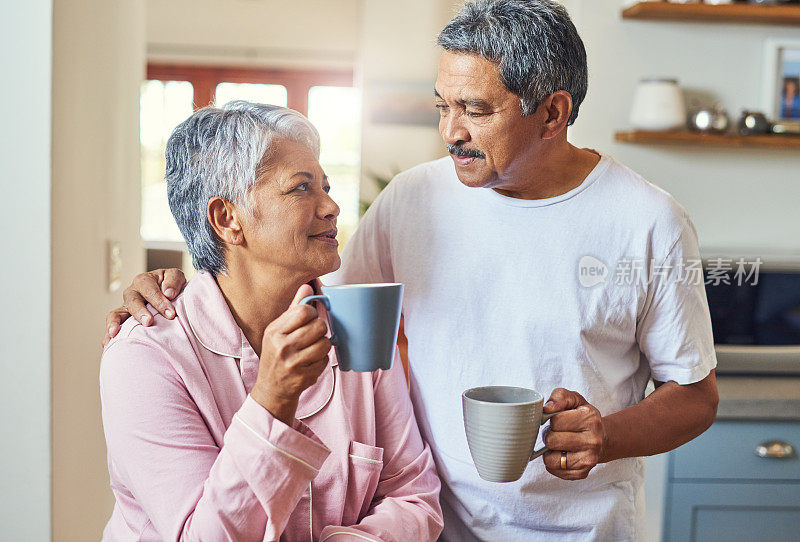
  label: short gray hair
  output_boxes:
[437,0,588,125]
[165,100,320,275]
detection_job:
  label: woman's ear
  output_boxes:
[539,90,573,140]
[207,197,244,246]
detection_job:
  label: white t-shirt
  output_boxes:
[329,154,716,541]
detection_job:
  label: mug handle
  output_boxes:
[530,410,563,461]
[299,294,337,346]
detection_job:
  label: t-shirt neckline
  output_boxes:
[477,153,611,208]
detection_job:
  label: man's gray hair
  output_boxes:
[437,0,587,125]
[165,100,320,275]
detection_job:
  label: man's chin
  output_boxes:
[453,167,491,189]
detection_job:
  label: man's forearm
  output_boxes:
[599,370,718,463]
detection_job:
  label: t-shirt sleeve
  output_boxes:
[327,180,396,286]
[636,215,717,385]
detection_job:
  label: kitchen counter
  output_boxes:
[716,376,800,421]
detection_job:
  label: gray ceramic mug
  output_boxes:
[462,386,562,482]
[300,283,403,372]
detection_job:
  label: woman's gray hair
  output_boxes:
[165,100,320,275]
[437,0,587,125]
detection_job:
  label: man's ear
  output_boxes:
[538,90,573,140]
[207,197,244,246]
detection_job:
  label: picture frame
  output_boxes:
[762,39,800,122]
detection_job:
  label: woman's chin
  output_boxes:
[312,253,341,278]
[327,254,342,274]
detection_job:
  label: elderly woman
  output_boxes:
[100,101,442,541]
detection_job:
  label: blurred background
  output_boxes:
[2,0,800,540]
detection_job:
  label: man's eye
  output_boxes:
[323,185,331,194]
[435,103,448,111]
[295,183,310,192]
[466,111,486,118]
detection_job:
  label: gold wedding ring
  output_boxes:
[560,451,568,470]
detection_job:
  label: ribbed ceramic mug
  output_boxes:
[300,283,403,372]
[462,386,562,482]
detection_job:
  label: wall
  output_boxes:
[51,0,146,539]
[358,0,453,196]
[0,1,52,539]
[146,0,360,69]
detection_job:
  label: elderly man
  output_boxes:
[107,1,718,540]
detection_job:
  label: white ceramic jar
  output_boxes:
[629,78,687,131]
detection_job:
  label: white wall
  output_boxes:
[0,1,52,539]
[51,1,146,539]
[147,0,360,69]
[358,0,453,192]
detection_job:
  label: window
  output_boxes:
[140,64,359,267]
[140,80,194,243]
[308,86,361,243]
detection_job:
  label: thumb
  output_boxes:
[290,283,315,307]
[544,388,587,413]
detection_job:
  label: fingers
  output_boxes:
[285,317,328,350]
[542,450,594,480]
[134,271,175,319]
[544,413,604,450]
[548,405,598,432]
[290,283,315,307]
[265,284,318,336]
[103,308,130,346]
[161,268,186,299]
[295,336,332,367]
[122,287,154,327]
[540,400,605,481]
[272,304,319,335]
[544,387,588,414]
[301,355,331,386]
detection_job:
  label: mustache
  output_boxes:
[447,144,485,159]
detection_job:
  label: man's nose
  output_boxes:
[440,111,470,146]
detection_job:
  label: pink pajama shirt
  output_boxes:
[100,270,442,541]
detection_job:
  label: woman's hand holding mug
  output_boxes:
[250,284,332,426]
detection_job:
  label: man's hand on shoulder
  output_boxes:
[103,268,187,346]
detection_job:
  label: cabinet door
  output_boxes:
[665,482,800,542]
[671,420,800,482]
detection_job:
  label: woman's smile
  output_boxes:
[309,228,339,247]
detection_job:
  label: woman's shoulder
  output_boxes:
[101,300,194,383]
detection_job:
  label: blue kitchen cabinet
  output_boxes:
[664,420,800,542]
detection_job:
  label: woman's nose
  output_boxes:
[319,190,340,220]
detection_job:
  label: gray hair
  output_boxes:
[165,100,320,275]
[437,0,587,125]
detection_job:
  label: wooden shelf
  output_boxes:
[622,2,800,26]
[615,130,800,149]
